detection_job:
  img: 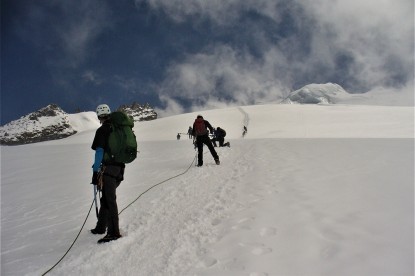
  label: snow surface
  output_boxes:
[1,103,414,276]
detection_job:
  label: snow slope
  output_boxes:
[1,104,414,276]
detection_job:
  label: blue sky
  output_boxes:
[1,0,414,124]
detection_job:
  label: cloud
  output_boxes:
[139,0,413,113]
[12,0,111,68]
[82,70,103,85]
[139,0,290,25]
[114,75,139,92]
[157,45,289,108]
[156,96,185,118]
[301,0,414,89]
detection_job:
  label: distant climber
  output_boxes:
[187,126,193,139]
[211,127,230,147]
[242,126,247,137]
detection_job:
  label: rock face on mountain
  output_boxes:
[0,104,76,145]
[117,102,157,122]
[0,102,158,145]
[282,83,350,104]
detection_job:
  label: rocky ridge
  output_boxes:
[117,102,157,122]
[0,103,157,145]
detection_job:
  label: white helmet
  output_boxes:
[96,104,111,117]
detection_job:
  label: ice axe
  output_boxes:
[93,185,99,218]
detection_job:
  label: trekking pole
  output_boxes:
[93,185,99,218]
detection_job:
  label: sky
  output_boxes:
[1,0,414,124]
[1,103,413,275]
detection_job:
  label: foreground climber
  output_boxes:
[192,115,220,166]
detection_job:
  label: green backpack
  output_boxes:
[104,111,137,164]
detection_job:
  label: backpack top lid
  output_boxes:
[110,111,134,127]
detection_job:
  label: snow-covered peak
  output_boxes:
[282,83,350,104]
[0,104,77,145]
[0,103,158,145]
[117,102,157,122]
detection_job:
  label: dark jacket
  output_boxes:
[91,120,111,153]
[215,127,226,138]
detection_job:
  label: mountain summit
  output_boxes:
[0,104,76,145]
[282,83,350,104]
[117,102,157,122]
[0,103,157,145]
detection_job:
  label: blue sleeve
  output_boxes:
[92,147,104,172]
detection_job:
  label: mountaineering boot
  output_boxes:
[90,228,105,235]
[215,159,220,165]
[98,234,122,244]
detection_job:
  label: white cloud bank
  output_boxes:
[139,0,414,114]
[13,0,112,68]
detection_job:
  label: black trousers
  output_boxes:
[211,137,224,147]
[196,135,219,166]
[95,164,124,236]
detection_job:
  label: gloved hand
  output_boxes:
[91,172,99,185]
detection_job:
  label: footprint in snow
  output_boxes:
[238,242,273,256]
[200,256,217,268]
[221,257,246,271]
[259,227,277,237]
[231,217,255,230]
[211,218,221,226]
[238,241,263,248]
[252,247,272,255]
